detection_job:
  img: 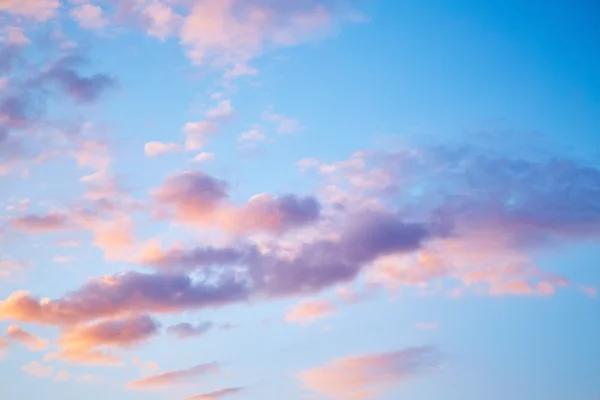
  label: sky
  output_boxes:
[0,1,599,399]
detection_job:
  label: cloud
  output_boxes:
[192,152,215,163]
[54,370,70,382]
[153,171,322,233]
[141,1,182,40]
[38,54,117,103]
[206,100,234,120]
[127,362,220,389]
[70,4,107,30]
[0,0,60,21]
[262,110,303,134]
[11,212,70,232]
[224,63,258,80]
[153,170,229,222]
[298,347,440,400]
[0,273,250,325]
[4,26,30,45]
[58,315,159,350]
[6,325,47,350]
[46,315,159,366]
[238,127,266,142]
[184,121,219,150]
[179,0,344,67]
[21,361,53,379]
[285,299,334,324]
[167,321,214,339]
[0,258,29,280]
[186,387,244,400]
[144,141,182,157]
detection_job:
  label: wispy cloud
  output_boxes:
[127,362,220,389]
[298,347,440,400]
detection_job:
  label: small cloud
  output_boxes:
[132,358,159,376]
[262,109,303,135]
[21,361,53,379]
[192,152,215,163]
[144,142,182,157]
[167,321,214,339]
[238,127,266,142]
[184,121,219,150]
[224,63,258,80]
[70,4,107,30]
[206,100,234,121]
[6,325,47,351]
[76,373,103,384]
[285,299,335,325]
[127,362,220,389]
[55,370,70,382]
[5,26,31,45]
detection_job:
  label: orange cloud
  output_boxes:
[46,315,159,366]
[285,299,334,324]
[127,362,220,389]
[298,347,439,400]
[5,325,47,350]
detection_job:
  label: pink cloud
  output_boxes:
[186,387,244,400]
[54,370,70,382]
[0,0,60,21]
[153,171,321,233]
[46,315,158,366]
[144,141,182,157]
[6,325,47,350]
[21,361,53,379]
[142,2,182,40]
[127,362,220,389]
[70,4,107,30]
[184,121,220,150]
[285,299,334,324]
[58,315,159,350]
[179,0,341,67]
[298,347,439,400]
[11,212,70,232]
[192,152,215,163]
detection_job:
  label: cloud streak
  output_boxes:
[127,362,220,389]
[298,347,440,400]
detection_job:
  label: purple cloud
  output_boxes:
[167,321,214,339]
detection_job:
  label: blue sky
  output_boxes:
[1,1,599,399]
